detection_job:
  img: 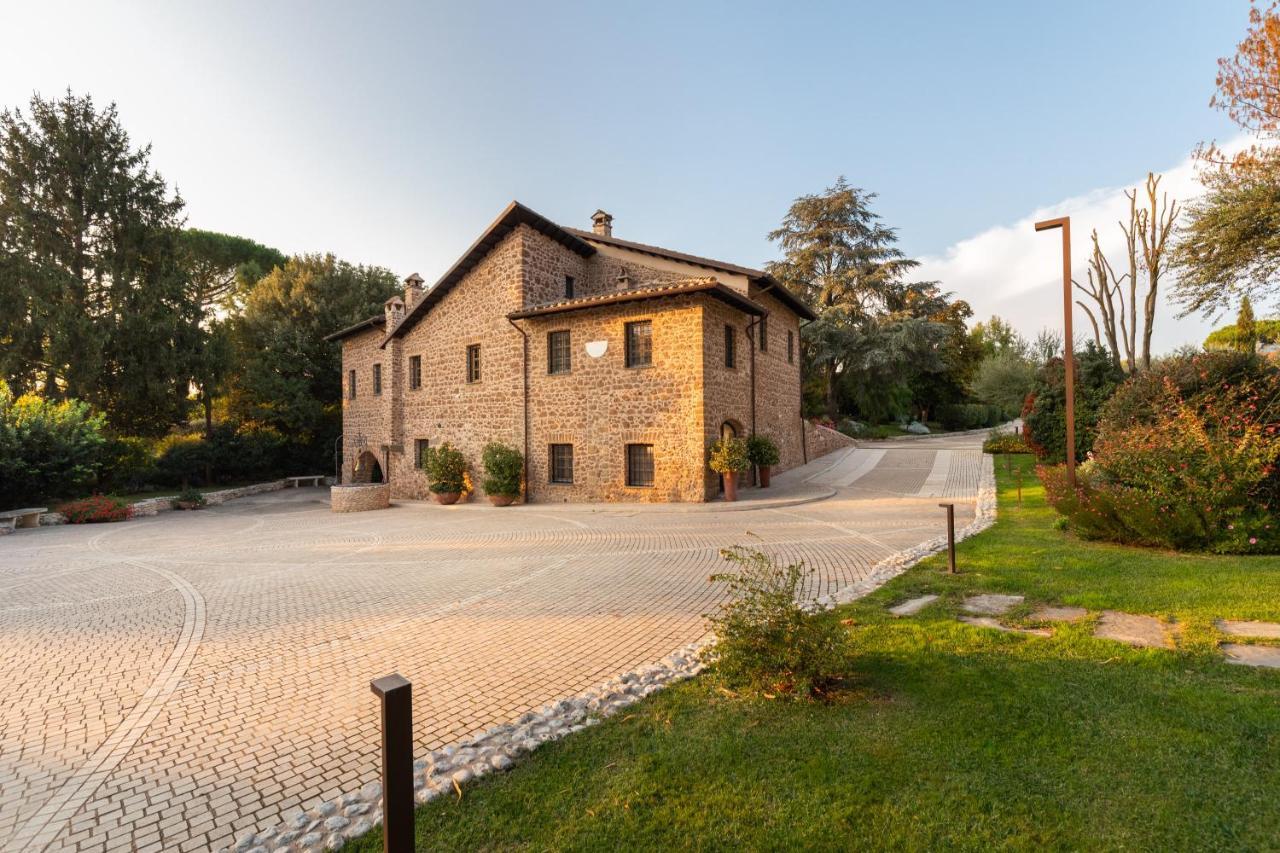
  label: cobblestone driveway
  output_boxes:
[1,436,983,852]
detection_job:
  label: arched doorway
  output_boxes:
[353,450,383,484]
[718,420,742,493]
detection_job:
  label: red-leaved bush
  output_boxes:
[1041,351,1279,554]
[58,494,132,524]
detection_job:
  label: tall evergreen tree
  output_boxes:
[0,91,196,434]
[1237,295,1258,352]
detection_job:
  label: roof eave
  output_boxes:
[323,315,385,342]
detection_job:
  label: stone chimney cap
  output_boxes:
[384,294,405,306]
[591,209,613,237]
[405,272,424,286]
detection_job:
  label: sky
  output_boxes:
[0,1,1254,352]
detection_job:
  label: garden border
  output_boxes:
[30,479,334,528]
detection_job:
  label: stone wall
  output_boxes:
[382,225,528,500]
[330,484,391,513]
[522,292,708,503]
[339,326,393,484]
[804,421,857,460]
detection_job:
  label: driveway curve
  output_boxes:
[0,434,985,852]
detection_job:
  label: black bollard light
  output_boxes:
[370,673,414,852]
[938,502,957,574]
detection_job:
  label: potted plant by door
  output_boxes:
[709,436,750,502]
[481,442,523,506]
[423,442,467,505]
[746,434,781,488]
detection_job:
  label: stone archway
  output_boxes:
[352,450,383,484]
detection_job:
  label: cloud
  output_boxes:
[917,136,1256,356]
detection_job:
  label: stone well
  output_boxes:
[330,483,391,513]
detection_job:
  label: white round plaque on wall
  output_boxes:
[585,340,608,358]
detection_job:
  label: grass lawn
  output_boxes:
[346,455,1280,851]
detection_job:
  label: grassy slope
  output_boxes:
[347,455,1280,852]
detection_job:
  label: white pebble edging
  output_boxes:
[224,456,998,853]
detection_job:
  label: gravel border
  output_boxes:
[221,455,998,853]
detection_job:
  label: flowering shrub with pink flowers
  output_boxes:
[1041,351,1279,554]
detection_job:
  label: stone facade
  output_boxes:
[334,205,814,503]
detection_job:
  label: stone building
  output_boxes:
[325,201,820,503]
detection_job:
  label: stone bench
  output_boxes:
[0,507,48,532]
[287,475,326,488]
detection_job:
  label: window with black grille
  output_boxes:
[548,330,571,374]
[564,275,575,299]
[787,330,795,364]
[626,444,654,487]
[415,439,429,469]
[466,344,481,383]
[348,369,356,399]
[372,363,382,395]
[625,320,652,367]
[724,324,736,368]
[409,355,421,389]
[549,444,574,483]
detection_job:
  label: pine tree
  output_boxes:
[1237,295,1258,352]
[0,91,197,434]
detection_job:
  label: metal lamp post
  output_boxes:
[1033,216,1076,491]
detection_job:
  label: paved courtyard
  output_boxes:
[1,434,984,852]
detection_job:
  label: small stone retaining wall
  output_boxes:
[804,421,858,460]
[33,479,319,527]
[330,483,391,513]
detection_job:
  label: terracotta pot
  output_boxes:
[434,492,461,505]
[722,471,738,502]
[488,494,515,507]
[759,465,771,488]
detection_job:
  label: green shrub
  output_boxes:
[96,435,158,493]
[423,442,467,494]
[480,442,523,498]
[173,487,207,508]
[58,494,131,523]
[155,433,211,487]
[982,431,1031,454]
[0,382,106,508]
[709,436,750,474]
[1023,341,1124,463]
[1041,352,1280,553]
[937,402,1002,431]
[745,434,780,468]
[703,547,851,699]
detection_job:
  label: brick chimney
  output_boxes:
[404,272,424,308]
[591,209,613,237]
[384,295,405,327]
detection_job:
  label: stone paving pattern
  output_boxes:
[1,435,984,852]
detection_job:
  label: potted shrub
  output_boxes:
[709,436,750,502]
[173,488,207,510]
[423,442,467,505]
[481,442,523,506]
[746,434,780,488]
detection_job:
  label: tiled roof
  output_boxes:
[322,314,385,342]
[507,278,766,320]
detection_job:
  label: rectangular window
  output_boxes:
[549,444,574,483]
[564,275,575,299]
[758,315,768,352]
[409,355,421,390]
[348,369,356,399]
[466,344,481,383]
[787,330,795,364]
[372,363,382,395]
[625,320,652,368]
[548,330,571,374]
[625,444,654,487]
[724,324,736,369]
[415,439,430,469]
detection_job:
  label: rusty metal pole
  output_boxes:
[1034,217,1076,491]
[939,503,956,574]
[370,674,414,853]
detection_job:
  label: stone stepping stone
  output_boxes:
[1216,619,1280,639]
[1033,605,1088,623]
[959,615,1052,637]
[1094,611,1171,649]
[888,594,939,617]
[1222,644,1280,669]
[961,594,1024,616]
